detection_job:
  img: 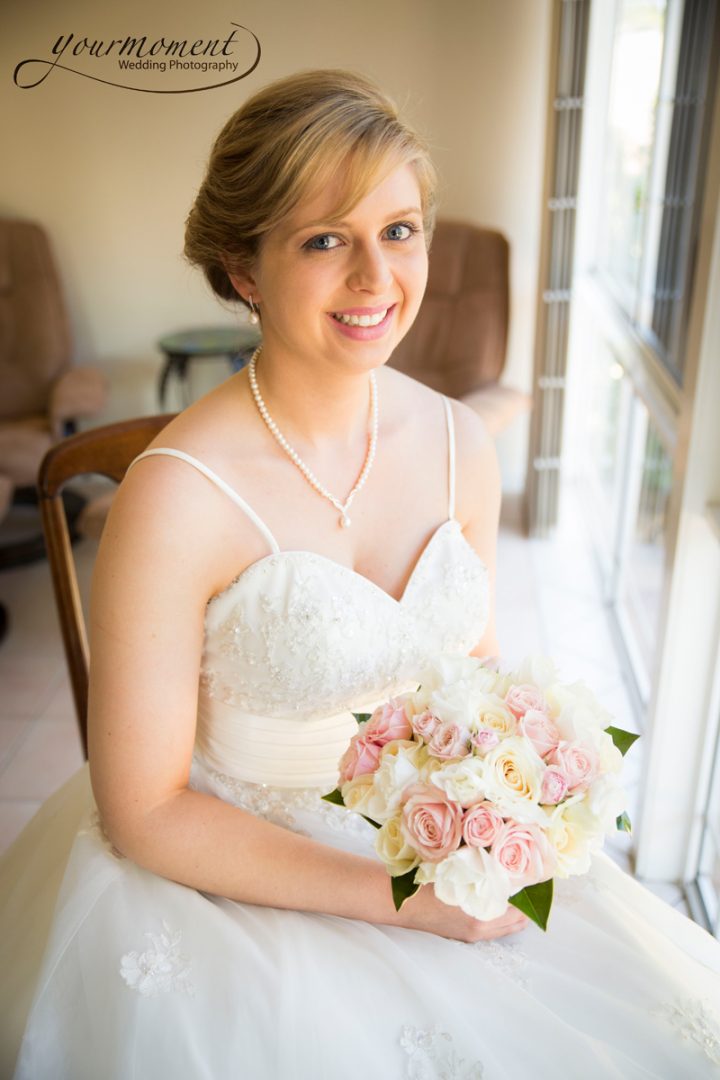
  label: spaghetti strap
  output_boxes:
[441,396,456,521]
[128,448,281,555]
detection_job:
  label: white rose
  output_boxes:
[426,682,488,730]
[547,681,612,735]
[513,655,558,690]
[374,816,421,877]
[583,775,627,835]
[372,742,427,819]
[429,759,486,807]
[432,847,511,921]
[410,657,503,729]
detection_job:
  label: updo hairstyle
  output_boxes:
[183,69,437,312]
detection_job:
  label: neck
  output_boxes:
[246,343,378,449]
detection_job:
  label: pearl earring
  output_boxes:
[248,295,260,325]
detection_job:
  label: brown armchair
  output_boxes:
[389,220,531,435]
[0,218,108,525]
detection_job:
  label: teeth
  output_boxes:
[332,308,388,327]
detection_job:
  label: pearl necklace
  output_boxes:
[248,348,378,528]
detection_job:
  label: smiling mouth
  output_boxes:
[330,307,392,327]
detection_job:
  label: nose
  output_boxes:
[346,239,393,293]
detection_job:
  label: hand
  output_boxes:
[400,883,529,943]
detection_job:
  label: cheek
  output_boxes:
[399,252,429,317]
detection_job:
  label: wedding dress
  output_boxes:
[3,400,720,1079]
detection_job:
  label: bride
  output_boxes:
[3,68,720,1078]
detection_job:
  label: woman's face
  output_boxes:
[243,162,429,374]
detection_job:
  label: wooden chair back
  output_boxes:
[37,414,175,756]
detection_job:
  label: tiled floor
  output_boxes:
[0,482,691,918]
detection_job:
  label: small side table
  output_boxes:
[157,326,261,408]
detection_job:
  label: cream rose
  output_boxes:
[340,773,387,823]
[473,694,517,738]
[481,736,545,822]
[374,815,421,877]
[547,802,603,877]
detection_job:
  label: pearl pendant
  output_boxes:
[340,512,351,528]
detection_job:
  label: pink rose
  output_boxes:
[428,720,471,760]
[549,741,599,794]
[338,735,383,783]
[411,709,441,743]
[505,684,549,720]
[364,700,413,746]
[520,709,561,759]
[400,783,463,862]
[471,728,500,755]
[491,820,556,888]
[539,766,569,805]
[462,801,505,849]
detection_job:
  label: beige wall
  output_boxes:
[1,0,550,491]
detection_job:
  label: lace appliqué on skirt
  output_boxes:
[120,922,195,998]
[653,998,720,1069]
[472,938,529,988]
[400,1026,484,1079]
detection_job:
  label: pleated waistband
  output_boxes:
[195,694,358,789]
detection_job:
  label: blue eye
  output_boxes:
[304,234,341,251]
[386,222,419,241]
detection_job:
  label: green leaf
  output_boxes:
[352,712,372,725]
[321,788,345,807]
[391,869,421,911]
[360,814,382,830]
[616,810,633,834]
[509,879,554,932]
[605,726,640,756]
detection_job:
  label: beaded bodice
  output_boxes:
[130,398,489,789]
[200,518,488,721]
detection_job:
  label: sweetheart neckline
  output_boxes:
[208,518,488,610]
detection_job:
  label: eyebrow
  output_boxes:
[287,206,423,238]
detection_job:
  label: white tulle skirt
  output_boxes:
[3,761,720,1079]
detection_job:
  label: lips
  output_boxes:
[328,304,396,340]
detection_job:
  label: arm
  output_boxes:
[88,454,524,941]
[450,402,502,660]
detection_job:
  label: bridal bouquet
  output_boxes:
[323,655,638,931]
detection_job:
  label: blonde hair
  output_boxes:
[184,69,437,306]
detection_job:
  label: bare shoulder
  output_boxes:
[144,372,256,463]
[98,376,266,604]
[447,398,501,528]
